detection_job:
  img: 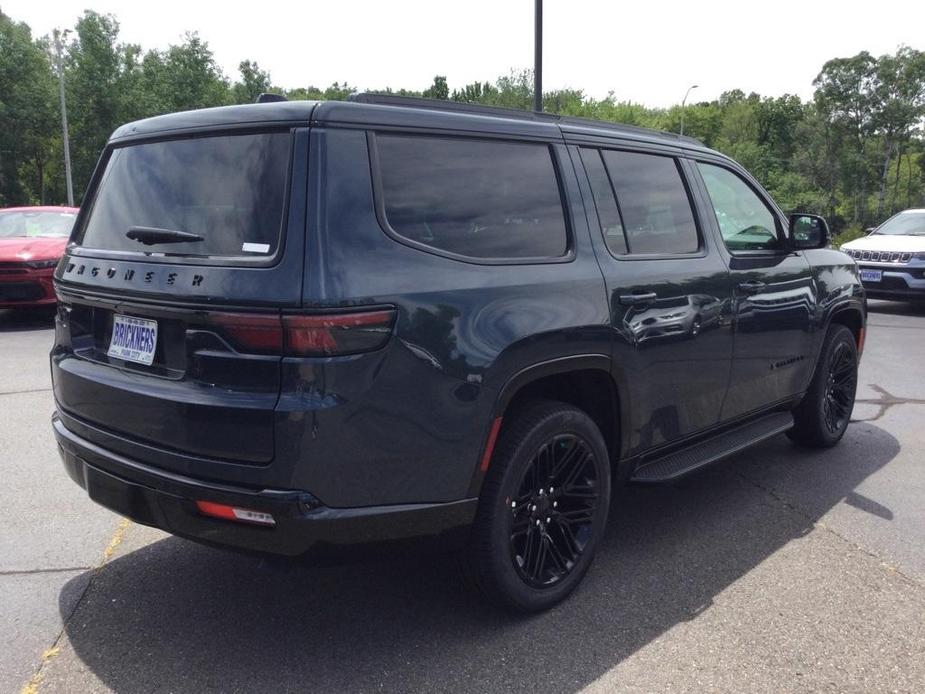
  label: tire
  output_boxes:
[465,400,611,612]
[788,324,858,448]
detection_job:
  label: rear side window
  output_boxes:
[78,132,292,261]
[579,148,628,255]
[374,134,568,260]
[600,150,699,255]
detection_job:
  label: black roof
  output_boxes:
[109,94,710,154]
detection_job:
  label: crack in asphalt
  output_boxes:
[17,519,131,694]
[0,387,52,397]
[852,384,925,422]
[866,322,925,330]
[0,567,93,577]
[736,470,923,589]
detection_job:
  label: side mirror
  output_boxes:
[789,213,829,250]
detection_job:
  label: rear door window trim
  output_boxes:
[578,145,708,262]
[367,130,576,266]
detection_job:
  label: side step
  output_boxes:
[630,411,794,483]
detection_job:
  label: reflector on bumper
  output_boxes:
[195,500,276,526]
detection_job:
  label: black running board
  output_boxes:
[630,411,794,483]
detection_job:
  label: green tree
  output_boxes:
[0,11,57,205]
[422,75,449,100]
[869,47,925,216]
[231,59,272,104]
[142,33,229,113]
[64,11,137,200]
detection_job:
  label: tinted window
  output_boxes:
[601,150,699,255]
[79,132,291,260]
[376,135,568,259]
[579,148,628,255]
[698,163,781,251]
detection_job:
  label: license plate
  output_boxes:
[108,315,158,365]
[859,269,882,283]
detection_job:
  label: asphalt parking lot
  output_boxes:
[2,301,924,693]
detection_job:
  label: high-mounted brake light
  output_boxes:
[206,308,396,357]
[195,500,276,526]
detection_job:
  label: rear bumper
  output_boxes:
[53,412,476,560]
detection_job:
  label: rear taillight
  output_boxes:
[209,312,284,352]
[283,310,396,356]
[207,308,396,357]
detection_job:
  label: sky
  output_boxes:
[6,0,925,107]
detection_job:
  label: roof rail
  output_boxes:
[347,92,702,146]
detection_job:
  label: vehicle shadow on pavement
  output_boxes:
[0,308,56,333]
[58,422,899,693]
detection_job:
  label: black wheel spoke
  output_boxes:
[559,505,597,525]
[528,532,547,581]
[545,534,571,572]
[556,518,581,556]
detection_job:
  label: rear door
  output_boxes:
[572,143,735,455]
[53,128,308,468]
[689,158,817,419]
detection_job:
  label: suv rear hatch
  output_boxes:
[53,117,310,470]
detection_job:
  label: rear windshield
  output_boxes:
[77,132,291,260]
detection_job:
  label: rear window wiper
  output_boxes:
[126,226,204,246]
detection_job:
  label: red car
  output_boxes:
[0,206,78,308]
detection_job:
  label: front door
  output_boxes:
[691,160,817,420]
[573,145,735,456]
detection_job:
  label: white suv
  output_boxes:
[841,209,925,302]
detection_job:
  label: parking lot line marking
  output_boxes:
[17,518,132,694]
[103,518,130,561]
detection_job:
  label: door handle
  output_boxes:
[619,292,658,306]
[737,280,767,295]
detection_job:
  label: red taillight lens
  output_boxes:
[206,309,395,357]
[208,312,283,352]
[283,309,396,356]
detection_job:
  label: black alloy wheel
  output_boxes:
[509,434,599,587]
[789,323,858,448]
[466,400,611,612]
[823,340,857,435]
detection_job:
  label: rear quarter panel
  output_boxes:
[283,126,610,507]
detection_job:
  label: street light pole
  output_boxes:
[679,84,699,139]
[52,29,75,207]
[533,0,542,112]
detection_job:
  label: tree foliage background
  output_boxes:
[2,9,924,241]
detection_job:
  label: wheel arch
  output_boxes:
[467,355,629,496]
[825,300,866,354]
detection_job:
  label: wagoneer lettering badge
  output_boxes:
[63,262,206,288]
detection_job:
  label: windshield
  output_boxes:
[873,211,925,236]
[0,211,76,239]
[77,131,292,260]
